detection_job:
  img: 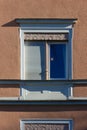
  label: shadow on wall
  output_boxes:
[2,19,18,27]
[0,105,86,112]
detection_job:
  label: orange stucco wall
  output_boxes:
[0,84,19,97]
[0,1,87,130]
[0,105,86,130]
[73,85,87,97]
[0,0,87,79]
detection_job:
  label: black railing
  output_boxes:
[0,79,87,85]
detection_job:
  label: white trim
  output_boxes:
[71,26,74,79]
[19,20,73,98]
[20,29,24,79]
[21,29,69,33]
[68,29,73,79]
[20,29,72,80]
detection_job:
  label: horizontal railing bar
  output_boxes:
[0,79,87,85]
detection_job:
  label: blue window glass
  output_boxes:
[50,44,66,79]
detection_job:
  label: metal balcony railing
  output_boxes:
[0,79,86,105]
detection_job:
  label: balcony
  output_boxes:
[0,80,86,105]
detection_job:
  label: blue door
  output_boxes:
[50,44,66,79]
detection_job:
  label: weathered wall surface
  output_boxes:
[0,0,87,79]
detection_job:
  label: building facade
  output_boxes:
[0,0,87,130]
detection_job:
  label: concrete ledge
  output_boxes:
[0,96,87,102]
[22,92,67,101]
[0,97,19,101]
[69,97,87,100]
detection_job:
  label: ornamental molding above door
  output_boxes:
[24,33,68,41]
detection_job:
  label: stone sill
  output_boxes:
[0,96,87,101]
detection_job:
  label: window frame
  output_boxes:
[20,22,73,80]
[20,119,73,130]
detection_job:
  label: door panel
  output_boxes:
[50,44,66,79]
